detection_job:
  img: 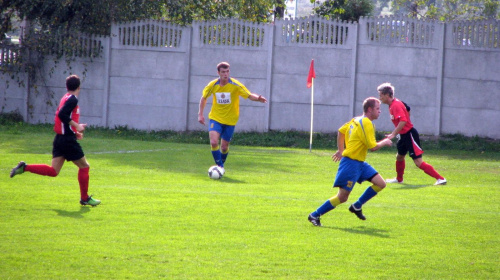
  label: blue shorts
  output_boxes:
[209,119,235,142]
[333,157,378,191]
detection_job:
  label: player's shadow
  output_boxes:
[52,207,90,219]
[323,225,390,238]
[218,176,245,184]
[391,184,431,190]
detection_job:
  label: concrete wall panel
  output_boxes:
[4,17,500,139]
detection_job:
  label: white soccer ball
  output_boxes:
[208,165,224,180]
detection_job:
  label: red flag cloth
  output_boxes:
[307,59,315,88]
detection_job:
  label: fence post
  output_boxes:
[350,19,360,118]
[183,25,193,132]
[102,33,112,128]
[20,19,31,123]
[265,24,275,132]
[435,21,445,136]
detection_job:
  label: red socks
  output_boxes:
[24,164,90,201]
[396,160,405,182]
[25,164,57,177]
[78,167,90,201]
[419,162,444,180]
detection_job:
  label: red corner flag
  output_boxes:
[307,59,315,88]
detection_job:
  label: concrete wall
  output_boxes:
[187,20,272,133]
[271,18,357,133]
[0,70,27,118]
[1,16,499,139]
[107,20,192,131]
[441,21,500,138]
[355,18,446,135]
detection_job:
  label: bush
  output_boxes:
[0,111,24,124]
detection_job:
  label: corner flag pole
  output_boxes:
[306,59,316,152]
[309,78,314,152]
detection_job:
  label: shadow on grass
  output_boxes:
[323,225,390,238]
[52,207,91,218]
[390,184,431,190]
[217,176,245,184]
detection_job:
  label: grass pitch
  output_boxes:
[0,125,498,279]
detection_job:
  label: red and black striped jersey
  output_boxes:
[53,93,80,136]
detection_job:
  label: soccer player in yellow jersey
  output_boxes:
[198,62,267,172]
[308,97,392,226]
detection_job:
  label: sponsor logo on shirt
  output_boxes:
[216,92,231,104]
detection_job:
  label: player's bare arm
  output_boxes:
[332,131,345,162]
[370,138,392,152]
[198,96,207,125]
[248,93,267,103]
[69,120,86,133]
[386,121,406,139]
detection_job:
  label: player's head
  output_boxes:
[363,97,381,120]
[217,62,230,82]
[217,62,230,72]
[377,82,394,98]
[66,75,81,91]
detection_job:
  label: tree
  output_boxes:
[311,0,374,22]
[0,0,284,65]
[0,0,284,39]
[392,0,500,20]
[161,0,284,25]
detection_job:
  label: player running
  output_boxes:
[377,82,446,185]
[198,62,267,172]
[308,97,392,226]
[10,75,100,206]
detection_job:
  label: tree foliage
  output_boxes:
[0,0,284,70]
[392,0,500,20]
[0,0,284,38]
[311,0,374,22]
[0,0,285,109]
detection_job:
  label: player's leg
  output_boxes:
[208,120,224,167]
[350,164,385,220]
[309,187,350,222]
[11,156,63,178]
[209,130,224,167]
[413,157,446,185]
[220,125,234,165]
[408,130,446,185]
[387,136,408,183]
[73,156,99,206]
[308,158,358,226]
[220,139,230,164]
[352,174,385,209]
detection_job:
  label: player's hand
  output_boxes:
[385,133,395,140]
[381,138,393,147]
[257,95,268,103]
[76,132,83,140]
[198,115,205,125]
[76,123,87,133]
[332,150,343,162]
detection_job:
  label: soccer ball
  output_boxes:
[208,165,224,180]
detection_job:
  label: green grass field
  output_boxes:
[0,124,499,279]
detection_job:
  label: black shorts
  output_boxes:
[397,127,424,159]
[52,134,85,161]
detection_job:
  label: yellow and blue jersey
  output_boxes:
[202,78,251,126]
[339,116,377,162]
